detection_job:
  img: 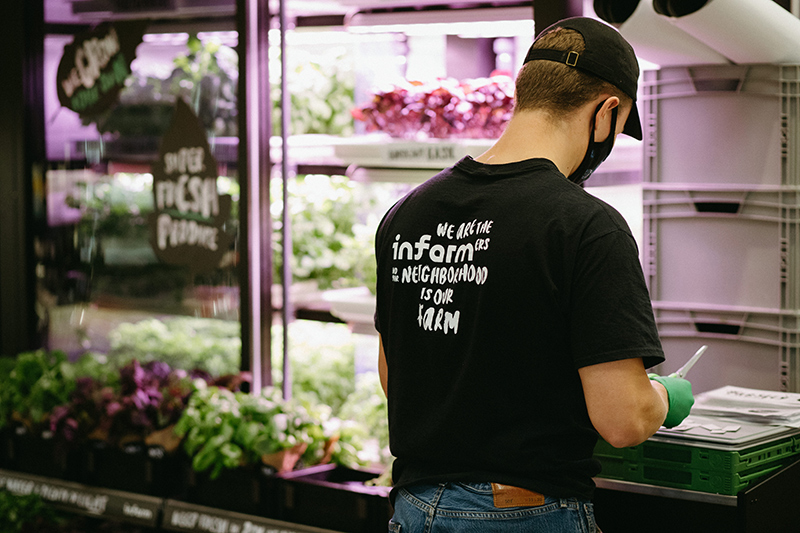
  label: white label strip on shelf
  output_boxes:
[332,135,493,170]
[380,142,465,167]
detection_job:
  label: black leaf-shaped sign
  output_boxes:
[149,99,233,272]
[56,20,147,119]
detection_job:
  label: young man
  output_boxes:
[374,16,694,532]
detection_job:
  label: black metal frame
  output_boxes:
[0,1,45,357]
[238,0,274,389]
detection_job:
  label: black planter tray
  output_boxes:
[187,464,281,518]
[277,464,392,533]
[8,426,84,482]
[86,441,191,499]
[0,427,13,469]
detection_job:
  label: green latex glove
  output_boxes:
[648,373,695,428]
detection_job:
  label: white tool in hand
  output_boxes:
[670,345,708,379]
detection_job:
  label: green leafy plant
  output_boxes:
[0,350,86,432]
[271,48,355,136]
[0,490,61,533]
[272,321,393,470]
[95,34,238,138]
[271,321,356,414]
[271,174,401,292]
[70,172,154,243]
[273,324,356,415]
[339,371,390,466]
[0,356,16,401]
[300,400,373,470]
[174,381,322,479]
[107,317,241,376]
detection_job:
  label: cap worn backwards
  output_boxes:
[523,17,642,141]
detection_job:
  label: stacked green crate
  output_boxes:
[594,424,800,495]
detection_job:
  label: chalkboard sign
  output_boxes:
[149,99,233,272]
[162,499,335,533]
[0,468,161,527]
[56,20,147,119]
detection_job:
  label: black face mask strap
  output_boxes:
[568,102,618,187]
[568,102,603,186]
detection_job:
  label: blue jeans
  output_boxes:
[388,482,599,533]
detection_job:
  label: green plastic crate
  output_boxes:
[595,454,787,495]
[594,433,800,474]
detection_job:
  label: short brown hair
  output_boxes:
[515,28,631,117]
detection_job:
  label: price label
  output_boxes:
[382,143,462,167]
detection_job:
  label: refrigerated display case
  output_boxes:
[39,3,245,368]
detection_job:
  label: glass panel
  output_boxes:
[40,6,241,374]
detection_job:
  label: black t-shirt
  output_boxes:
[374,156,665,502]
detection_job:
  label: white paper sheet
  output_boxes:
[656,413,798,445]
[691,386,800,427]
[662,0,800,64]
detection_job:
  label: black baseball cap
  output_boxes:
[523,17,642,140]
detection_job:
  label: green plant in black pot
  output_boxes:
[174,382,324,479]
[0,351,111,479]
[49,359,201,447]
[0,350,79,433]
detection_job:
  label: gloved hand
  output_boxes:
[648,373,695,428]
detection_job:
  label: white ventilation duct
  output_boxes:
[652,0,800,64]
[594,0,730,66]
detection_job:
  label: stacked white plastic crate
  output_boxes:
[642,64,800,393]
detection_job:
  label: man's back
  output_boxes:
[375,155,663,502]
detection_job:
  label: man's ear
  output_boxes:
[594,96,620,142]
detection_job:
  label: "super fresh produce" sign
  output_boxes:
[149,99,232,272]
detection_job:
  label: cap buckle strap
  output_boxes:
[566,51,579,67]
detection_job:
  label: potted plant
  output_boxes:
[0,349,101,481]
[173,381,325,516]
[275,373,394,533]
[50,358,212,497]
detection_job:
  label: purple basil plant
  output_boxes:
[50,359,214,446]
